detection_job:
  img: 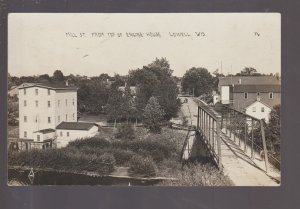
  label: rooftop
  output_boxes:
[233,84,281,93]
[18,82,77,90]
[219,76,281,86]
[56,122,98,131]
[34,128,56,134]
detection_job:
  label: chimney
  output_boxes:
[257,96,260,101]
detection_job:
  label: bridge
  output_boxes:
[180,97,280,186]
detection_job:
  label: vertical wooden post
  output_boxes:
[244,119,247,152]
[212,119,215,150]
[260,120,269,173]
[208,116,211,145]
[216,116,222,171]
[197,106,200,130]
[251,119,254,159]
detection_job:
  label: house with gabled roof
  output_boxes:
[56,122,99,148]
[217,75,281,121]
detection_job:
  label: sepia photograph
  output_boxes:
[7,13,281,186]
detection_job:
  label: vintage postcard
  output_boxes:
[7,13,281,186]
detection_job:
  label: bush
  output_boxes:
[8,149,115,175]
[158,163,232,186]
[68,137,111,149]
[128,155,156,177]
[115,124,135,140]
[109,149,136,166]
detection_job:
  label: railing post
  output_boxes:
[216,115,222,171]
[212,119,215,150]
[208,116,211,145]
[260,120,269,173]
[197,106,200,130]
[251,119,254,159]
[244,119,247,152]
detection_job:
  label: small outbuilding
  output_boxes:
[56,122,99,148]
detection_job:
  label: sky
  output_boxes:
[8,13,280,77]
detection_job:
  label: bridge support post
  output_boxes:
[216,116,222,171]
[260,120,269,173]
[197,107,200,130]
[244,120,247,152]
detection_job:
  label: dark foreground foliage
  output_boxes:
[8,148,115,175]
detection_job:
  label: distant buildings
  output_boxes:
[217,76,281,122]
[17,82,99,150]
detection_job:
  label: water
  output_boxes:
[8,168,162,186]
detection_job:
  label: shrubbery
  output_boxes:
[158,163,232,186]
[115,124,135,140]
[128,155,156,177]
[8,148,115,175]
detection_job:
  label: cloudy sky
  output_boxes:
[8,13,280,77]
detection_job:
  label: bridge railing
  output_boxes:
[197,101,223,170]
[218,106,281,171]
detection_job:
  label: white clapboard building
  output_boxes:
[18,82,98,150]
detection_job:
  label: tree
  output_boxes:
[143,96,165,133]
[130,58,180,120]
[52,70,64,82]
[105,86,124,123]
[236,67,261,76]
[265,104,281,157]
[99,73,110,81]
[181,67,214,97]
[120,85,137,123]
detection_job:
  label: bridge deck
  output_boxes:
[180,97,280,186]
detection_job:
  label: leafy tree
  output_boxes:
[105,86,124,123]
[120,85,137,123]
[99,73,110,81]
[143,96,165,133]
[36,74,51,83]
[265,104,281,156]
[236,67,263,76]
[52,70,64,82]
[77,79,109,114]
[181,67,214,97]
[130,58,180,120]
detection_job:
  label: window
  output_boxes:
[67,132,69,137]
[24,89,26,95]
[37,135,40,141]
[35,89,38,95]
[58,100,60,107]
[72,99,75,106]
[24,100,27,107]
[58,116,60,123]
[252,107,256,112]
[244,92,248,99]
[24,131,27,138]
[35,100,38,107]
[60,131,63,137]
[269,92,274,99]
[24,116,27,122]
[65,99,68,106]
[48,117,51,123]
[261,107,265,112]
[48,89,51,95]
[66,114,68,121]
[48,101,51,108]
